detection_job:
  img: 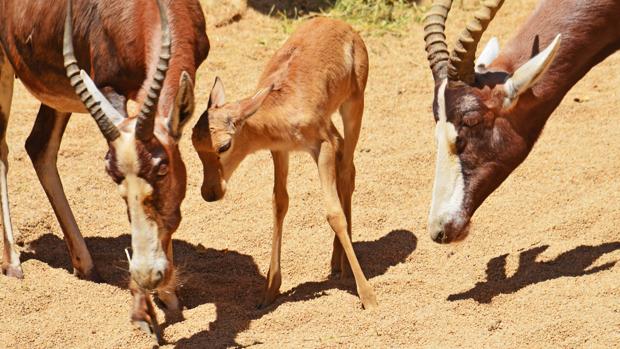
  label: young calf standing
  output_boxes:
[192,18,376,309]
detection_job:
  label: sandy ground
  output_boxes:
[1,1,620,348]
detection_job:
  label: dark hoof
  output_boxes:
[154,296,184,324]
[360,288,378,310]
[2,264,24,279]
[256,296,277,310]
[133,319,163,345]
[339,268,353,280]
[328,271,341,280]
[75,267,103,283]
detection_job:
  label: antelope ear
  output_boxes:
[80,70,126,125]
[475,37,500,72]
[168,71,195,139]
[235,85,273,123]
[208,77,226,108]
[503,34,561,108]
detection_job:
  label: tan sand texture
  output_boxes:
[1,0,619,347]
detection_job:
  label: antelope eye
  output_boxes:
[157,162,169,177]
[456,135,467,153]
[462,112,482,127]
[217,141,232,154]
[110,173,125,184]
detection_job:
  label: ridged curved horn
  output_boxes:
[135,0,171,142]
[448,0,505,84]
[423,0,453,81]
[63,0,120,142]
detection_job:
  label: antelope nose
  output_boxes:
[431,229,448,244]
[132,268,164,290]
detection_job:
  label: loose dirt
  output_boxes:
[1,1,619,348]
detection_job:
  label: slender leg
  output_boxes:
[154,240,182,323]
[335,155,355,278]
[0,52,20,278]
[25,105,98,280]
[332,96,364,278]
[130,281,162,343]
[316,141,377,309]
[259,151,289,308]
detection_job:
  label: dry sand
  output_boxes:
[1,1,619,347]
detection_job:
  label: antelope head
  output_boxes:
[191,77,272,202]
[424,0,561,243]
[64,0,195,290]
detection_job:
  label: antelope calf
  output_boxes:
[192,17,377,309]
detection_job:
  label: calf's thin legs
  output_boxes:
[332,95,364,278]
[260,151,289,308]
[316,140,377,309]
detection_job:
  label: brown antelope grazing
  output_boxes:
[424,0,620,243]
[192,17,377,309]
[0,0,209,336]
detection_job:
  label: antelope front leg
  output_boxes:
[130,281,162,343]
[154,243,182,322]
[259,151,289,308]
[316,141,377,309]
[0,138,20,278]
[0,56,21,278]
[25,105,99,280]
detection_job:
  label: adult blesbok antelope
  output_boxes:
[424,0,620,243]
[192,17,377,309]
[0,0,209,335]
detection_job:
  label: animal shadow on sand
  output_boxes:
[447,242,620,304]
[22,229,416,348]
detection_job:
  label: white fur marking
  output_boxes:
[0,58,19,267]
[428,79,466,237]
[343,41,354,73]
[475,37,500,72]
[115,133,168,279]
[0,161,19,267]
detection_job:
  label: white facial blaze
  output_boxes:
[428,79,466,237]
[116,134,168,278]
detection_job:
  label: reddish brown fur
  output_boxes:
[0,0,209,112]
[192,18,377,309]
[0,0,209,338]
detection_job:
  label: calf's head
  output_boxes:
[191,78,272,202]
[64,0,195,290]
[424,0,561,243]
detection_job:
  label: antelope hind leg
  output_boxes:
[25,105,100,281]
[316,141,377,309]
[0,50,21,278]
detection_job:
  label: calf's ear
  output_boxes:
[233,85,274,124]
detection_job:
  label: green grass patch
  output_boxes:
[271,0,429,36]
[327,0,427,35]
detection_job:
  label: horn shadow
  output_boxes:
[447,242,620,304]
